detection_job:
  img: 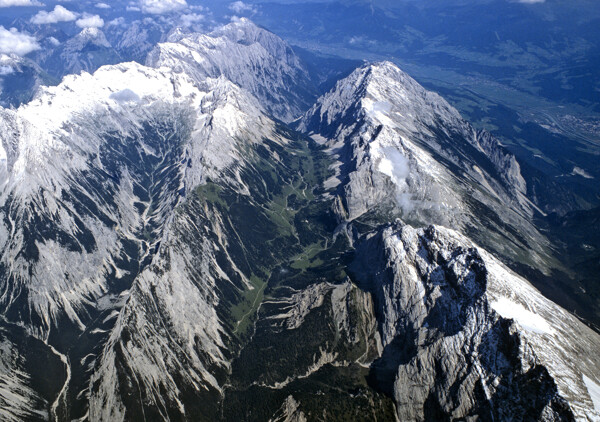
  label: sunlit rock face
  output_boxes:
[0,17,599,422]
[298,61,549,271]
[147,18,318,123]
[352,222,600,421]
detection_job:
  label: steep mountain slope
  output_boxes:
[351,222,600,421]
[0,45,389,420]
[0,54,54,109]
[40,28,122,79]
[545,206,600,326]
[107,19,168,64]
[0,19,598,422]
[1,62,204,340]
[0,322,67,421]
[146,18,318,123]
[0,59,293,420]
[298,61,551,270]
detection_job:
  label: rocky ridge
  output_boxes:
[299,61,550,269]
[147,18,318,122]
[0,19,598,422]
[352,222,600,421]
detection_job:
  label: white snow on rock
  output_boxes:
[299,60,549,270]
[146,18,316,122]
[0,24,303,417]
[490,297,553,334]
[360,222,600,421]
[583,376,600,414]
[0,55,273,341]
[0,17,597,422]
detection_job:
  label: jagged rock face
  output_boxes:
[298,62,549,269]
[85,121,394,420]
[0,45,382,419]
[0,54,51,108]
[0,61,262,340]
[146,18,318,123]
[0,18,599,422]
[351,222,600,421]
[269,395,308,422]
[107,20,168,64]
[40,28,122,79]
[0,59,292,420]
[0,323,67,422]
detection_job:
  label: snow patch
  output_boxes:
[583,375,600,413]
[491,297,553,334]
[572,166,594,179]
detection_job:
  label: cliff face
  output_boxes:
[298,62,547,270]
[1,17,600,422]
[147,18,318,123]
[352,222,600,421]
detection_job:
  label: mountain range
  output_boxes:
[0,17,598,422]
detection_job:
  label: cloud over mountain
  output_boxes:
[136,0,188,14]
[76,14,105,28]
[30,5,77,24]
[0,26,40,55]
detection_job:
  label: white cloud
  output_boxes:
[0,26,40,56]
[110,89,141,103]
[30,5,77,24]
[348,36,375,46]
[107,17,125,26]
[180,12,204,27]
[229,1,255,14]
[572,166,594,179]
[47,36,60,46]
[95,2,110,8]
[0,0,43,7]
[126,5,140,11]
[0,65,14,75]
[137,0,187,14]
[76,14,104,28]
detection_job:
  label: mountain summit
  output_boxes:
[299,62,547,268]
[0,19,598,422]
[147,18,318,122]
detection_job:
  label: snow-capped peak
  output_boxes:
[24,62,196,127]
[299,60,545,270]
[209,18,295,60]
[147,19,317,122]
[299,61,462,136]
[0,55,275,342]
[70,27,112,49]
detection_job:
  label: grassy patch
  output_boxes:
[231,275,268,337]
[290,241,326,270]
[194,182,226,206]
